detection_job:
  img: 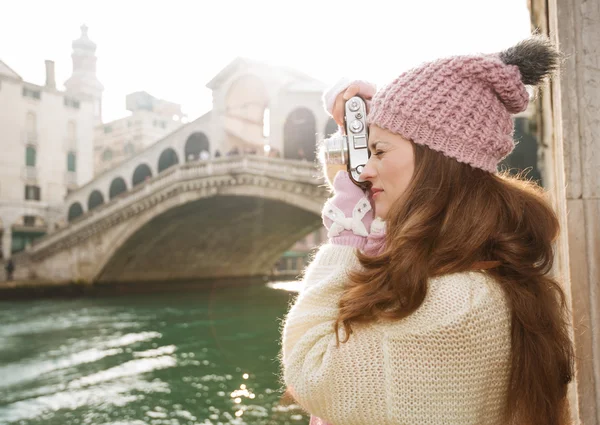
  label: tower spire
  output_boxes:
[64,24,104,123]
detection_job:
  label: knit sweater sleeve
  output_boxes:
[281,244,513,425]
[281,243,388,424]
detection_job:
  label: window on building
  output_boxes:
[23,216,36,227]
[25,146,36,167]
[22,87,41,100]
[103,149,113,161]
[67,151,76,172]
[24,185,41,201]
[104,125,113,134]
[64,97,81,109]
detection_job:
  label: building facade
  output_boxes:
[93,92,184,176]
[0,26,100,259]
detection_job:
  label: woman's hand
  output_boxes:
[331,82,376,133]
[322,172,373,249]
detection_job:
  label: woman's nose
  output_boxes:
[359,158,376,182]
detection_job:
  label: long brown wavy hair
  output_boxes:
[334,142,575,425]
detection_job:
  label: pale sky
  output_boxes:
[0,0,532,123]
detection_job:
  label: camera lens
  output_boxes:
[348,100,360,112]
[350,119,363,133]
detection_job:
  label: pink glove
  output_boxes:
[322,172,374,250]
[363,217,386,256]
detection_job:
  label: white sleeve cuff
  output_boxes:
[322,77,353,116]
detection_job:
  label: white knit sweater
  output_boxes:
[281,244,513,425]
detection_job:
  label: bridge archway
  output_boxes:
[185,132,210,162]
[88,173,325,283]
[132,164,152,187]
[88,190,105,210]
[109,177,128,199]
[284,108,317,161]
[158,148,179,173]
[68,202,84,222]
[95,194,321,283]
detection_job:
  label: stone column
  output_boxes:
[530,0,599,423]
[2,227,11,261]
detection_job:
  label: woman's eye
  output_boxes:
[374,150,384,157]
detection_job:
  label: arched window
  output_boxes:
[67,202,84,222]
[88,190,105,210]
[324,117,338,138]
[184,132,210,162]
[25,146,36,167]
[132,164,152,186]
[67,151,76,172]
[283,108,317,161]
[109,177,127,199]
[158,148,179,172]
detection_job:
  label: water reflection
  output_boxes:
[0,282,308,425]
[266,280,303,293]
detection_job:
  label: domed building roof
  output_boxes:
[72,24,97,52]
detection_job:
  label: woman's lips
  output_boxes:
[371,189,383,199]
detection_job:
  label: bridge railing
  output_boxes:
[29,156,322,253]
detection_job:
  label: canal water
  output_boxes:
[0,281,308,425]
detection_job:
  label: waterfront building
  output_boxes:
[94,92,184,176]
[0,25,100,258]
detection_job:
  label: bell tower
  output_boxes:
[64,25,104,124]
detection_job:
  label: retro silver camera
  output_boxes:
[323,96,370,186]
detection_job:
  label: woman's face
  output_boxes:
[359,125,415,219]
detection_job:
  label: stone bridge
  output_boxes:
[20,156,328,283]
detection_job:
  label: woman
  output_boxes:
[280,36,574,425]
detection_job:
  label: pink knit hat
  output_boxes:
[367,37,559,172]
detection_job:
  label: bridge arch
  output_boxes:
[158,148,179,173]
[88,190,105,210]
[185,132,210,162]
[109,177,128,199]
[91,180,323,283]
[132,164,153,187]
[68,202,84,222]
[284,107,317,161]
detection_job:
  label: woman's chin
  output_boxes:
[373,204,387,220]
